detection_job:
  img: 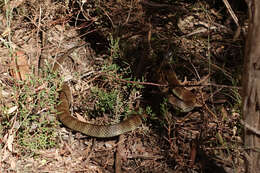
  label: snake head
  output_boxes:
[169,88,201,112]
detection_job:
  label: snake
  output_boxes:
[52,45,142,138]
[53,45,199,138]
[56,82,143,138]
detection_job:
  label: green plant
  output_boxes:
[0,71,61,154]
[90,87,122,115]
[145,106,156,120]
[108,34,120,60]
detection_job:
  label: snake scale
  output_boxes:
[53,45,198,138]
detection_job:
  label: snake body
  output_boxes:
[54,46,142,138]
[56,82,142,137]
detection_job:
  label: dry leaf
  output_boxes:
[9,156,17,170]
[7,134,14,152]
[9,51,30,81]
[75,112,87,122]
[7,106,18,114]
[221,106,228,121]
[1,89,10,97]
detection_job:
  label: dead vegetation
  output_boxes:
[0,0,247,172]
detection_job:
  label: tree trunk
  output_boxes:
[243,0,260,172]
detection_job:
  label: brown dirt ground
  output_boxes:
[0,0,247,172]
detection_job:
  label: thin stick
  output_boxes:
[83,71,241,89]
[222,0,239,27]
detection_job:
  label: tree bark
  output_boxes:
[243,1,260,172]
